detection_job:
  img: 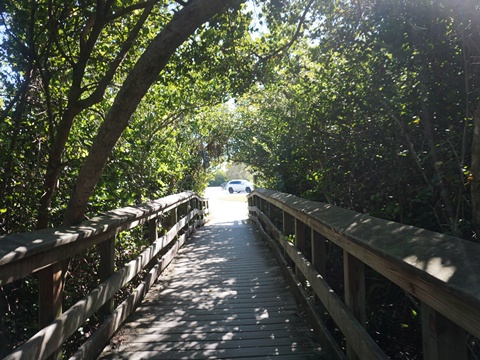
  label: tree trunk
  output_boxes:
[471,104,480,240]
[63,0,242,225]
[36,1,156,229]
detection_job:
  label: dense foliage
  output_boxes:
[231,0,480,239]
[0,0,251,233]
[1,0,480,358]
[0,0,254,355]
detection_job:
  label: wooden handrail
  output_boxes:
[0,191,209,360]
[248,188,480,360]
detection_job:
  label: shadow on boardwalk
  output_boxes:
[99,187,325,359]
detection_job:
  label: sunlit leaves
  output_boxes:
[229,0,477,238]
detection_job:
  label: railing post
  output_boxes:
[344,251,366,360]
[200,198,205,221]
[189,198,195,230]
[38,262,63,360]
[170,207,178,234]
[192,197,197,216]
[258,197,262,213]
[283,211,295,268]
[99,236,115,318]
[295,218,306,279]
[421,302,467,360]
[183,200,189,232]
[266,201,272,220]
[189,198,197,232]
[255,196,260,214]
[149,218,158,244]
[311,229,326,304]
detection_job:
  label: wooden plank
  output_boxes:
[312,230,326,278]
[124,322,316,338]
[344,251,366,360]
[123,317,315,330]
[421,302,467,360]
[0,227,116,285]
[114,322,318,338]
[0,205,202,286]
[38,262,63,360]
[116,336,316,349]
[312,229,326,304]
[99,347,321,360]
[99,237,115,317]
[295,218,306,280]
[148,218,158,244]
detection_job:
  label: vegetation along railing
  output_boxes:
[0,191,208,360]
[248,188,480,360]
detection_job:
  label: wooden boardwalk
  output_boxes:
[98,191,325,359]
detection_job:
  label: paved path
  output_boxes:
[98,187,324,359]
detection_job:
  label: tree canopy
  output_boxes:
[0,0,250,231]
[230,0,480,238]
[1,0,479,237]
[2,0,480,357]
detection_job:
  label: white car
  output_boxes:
[226,179,254,193]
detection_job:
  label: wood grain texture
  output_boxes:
[98,217,325,359]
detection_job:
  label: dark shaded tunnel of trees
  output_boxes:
[0,0,479,357]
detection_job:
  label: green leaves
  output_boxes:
[228,0,477,238]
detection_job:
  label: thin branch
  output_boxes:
[79,2,156,108]
[257,0,315,63]
[0,75,32,123]
[107,0,162,21]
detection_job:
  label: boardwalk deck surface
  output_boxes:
[98,188,325,359]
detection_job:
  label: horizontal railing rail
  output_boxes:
[0,191,209,360]
[248,188,480,360]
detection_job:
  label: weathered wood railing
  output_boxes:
[248,188,480,360]
[0,191,208,360]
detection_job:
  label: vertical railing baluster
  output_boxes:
[189,198,196,232]
[170,207,178,236]
[197,198,203,223]
[203,198,207,221]
[99,236,115,318]
[39,262,63,360]
[295,218,306,279]
[421,302,467,360]
[283,211,295,268]
[266,200,272,220]
[311,229,326,304]
[149,218,158,244]
[344,251,366,360]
